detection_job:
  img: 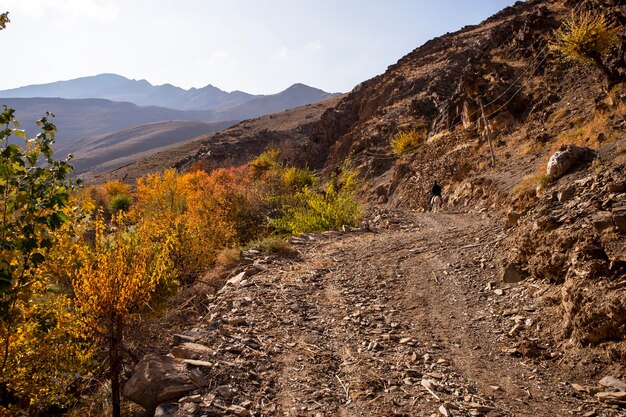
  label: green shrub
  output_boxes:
[250,237,296,256]
[108,194,132,213]
[249,149,281,179]
[273,167,363,234]
[281,166,317,190]
[390,129,427,155]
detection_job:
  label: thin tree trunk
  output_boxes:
[478,99,496,167]
[110,316,123,417]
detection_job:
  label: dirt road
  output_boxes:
[142,210,621,416]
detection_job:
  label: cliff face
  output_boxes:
[301,0,624,199]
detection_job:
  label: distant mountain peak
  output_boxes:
[0,74,339,113]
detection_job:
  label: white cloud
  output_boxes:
[273,46,290,60]
[307,41,325,51]
[198,50,230,68]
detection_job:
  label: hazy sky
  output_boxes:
[2,0,518,94]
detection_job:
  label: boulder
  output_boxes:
[612,206,626,233]
[591,211,614,232]
[546,145,595,181]
[502,263,528,283]
[557,186,576,203]
[506,211,521,227]
[607,181,626,193]
[170,342,214,360]
[123,355,202,413]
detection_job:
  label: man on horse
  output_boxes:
[430,180,442,212]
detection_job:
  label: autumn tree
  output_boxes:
[0,107,75,404]
[549,10,622,88]
[71,213,173,417]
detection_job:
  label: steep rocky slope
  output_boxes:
[95,96,342,183]
[117,0,626,415]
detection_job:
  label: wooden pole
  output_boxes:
[479,99,496,167]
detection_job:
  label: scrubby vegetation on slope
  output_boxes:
[0,109,362,415]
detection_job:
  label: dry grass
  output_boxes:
[551,103,624,153]
[426,131,449,144]
[250,236,297,256]
[215,247,242,267]
[513,174,552,196]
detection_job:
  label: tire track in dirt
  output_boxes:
[145,210,617,416]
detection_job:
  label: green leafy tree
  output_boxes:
[549,11,622,87]
[0,107,75,400]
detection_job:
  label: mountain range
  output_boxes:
[0,74,340,172]
[0,73,337,112]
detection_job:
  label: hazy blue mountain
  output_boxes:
[216,83,340,120]
[0,74,257,111]
[0,78,340,177]
[1,97,217,154]
[71,120,233,175]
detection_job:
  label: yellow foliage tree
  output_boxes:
[71,213,172,417]
[549,11,622,87]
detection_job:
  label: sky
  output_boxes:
[1,0,518,94]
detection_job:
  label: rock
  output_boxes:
[179,394,202,403]
[612,206,626,233]
[172,334,199,345]
[599,376,626,391]
[123,355,200,413]
[154,403,179,417]
[215,385,233,399]
[182,359,213,368]
[506,211,521,227]
[439,404,451,416]
[226,271,246,286]
[546,144,595,180]
[466,402,494,412]
[502,263,527,284]
[557,186,576,203]
[227,316,247,326]
[494,288,504,296]
[596,391,626,404]
[590,211,614,232]
[171,342,214,360]
[227,405,251,416]
[607,182,626,193]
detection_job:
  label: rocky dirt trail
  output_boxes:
[128,209,624,417]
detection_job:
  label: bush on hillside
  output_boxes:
[249,149,281,179]
[549,11,621,86]
[390,129,427,155]
[108,193,132,213]
[273,167,363,235]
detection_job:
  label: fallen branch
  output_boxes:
[335,374,350,403]
[421,378,440,400]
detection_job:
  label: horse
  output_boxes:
[431,195,442,213]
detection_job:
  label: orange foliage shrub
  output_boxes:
[132,168,264,282]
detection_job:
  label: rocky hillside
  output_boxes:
[115,0,626,415]
[94,96,342,183]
